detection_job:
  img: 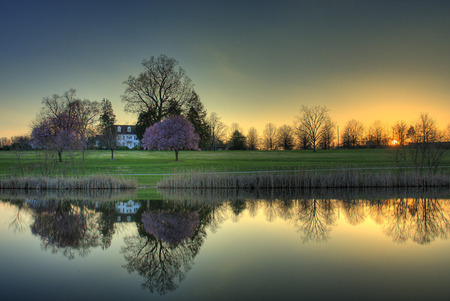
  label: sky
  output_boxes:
[1,0,449,138]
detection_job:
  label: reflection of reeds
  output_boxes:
[0,175,137,190]
[158,169,450,189]
[158,187,450,204]
[0,188,137,202]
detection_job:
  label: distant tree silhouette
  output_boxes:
[318,117,335,149]
[228,130,247,150]
[276,125,295,150]
[263,123,277,150]
[247,127,259,150]
[342,119,365,148]
[207,112,227,150]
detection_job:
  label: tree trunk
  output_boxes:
[111,149,114,160]
[58,151,62,163]
[175,149,179,161]
[82,148,85,177]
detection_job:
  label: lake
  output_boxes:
[0,189,449,300]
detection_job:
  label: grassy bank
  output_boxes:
[0,149,449,186]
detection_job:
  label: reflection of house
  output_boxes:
[116,125,140,149]
[116,200,141,222]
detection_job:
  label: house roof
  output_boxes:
[116,125,137,135]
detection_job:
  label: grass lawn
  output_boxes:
[1,149,449,186]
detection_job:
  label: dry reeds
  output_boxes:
[157,169,450,189]
[0,175,137,190]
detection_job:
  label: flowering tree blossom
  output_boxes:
[32,113,83,162]
[142,115,199,161]
[142,210,200,245]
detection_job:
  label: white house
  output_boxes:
[116,200,141,223]
[116,125,140,149]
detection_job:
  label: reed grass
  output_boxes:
[0,175,137,190]
[157,169,450,189]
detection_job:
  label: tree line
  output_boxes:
[2,54,449,160]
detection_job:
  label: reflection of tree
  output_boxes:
[142,210,199,245]
[97,203,119,250]
[382,198,450,244]
[2,198,122,258]
[412,199,449,244]
[8,201,30,233]
[30,202,101,259]
[121,208,207,295]
[383,199,412,243]
[341,200,366,225]
[230,200,246,222]
[293,199,337,243]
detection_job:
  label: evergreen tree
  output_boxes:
[98,99,117,160]
[228,130,247,150]
[185,92,210,149]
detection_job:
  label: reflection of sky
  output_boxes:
[0,199,449,300]
[1,1,450,137]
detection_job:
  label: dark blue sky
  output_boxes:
[1,0,449,136]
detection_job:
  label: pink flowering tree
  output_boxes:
[142,115,199,161]
[32,113,83,163]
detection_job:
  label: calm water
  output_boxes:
[0,190,449,301]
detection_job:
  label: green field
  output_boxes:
[1,149,449,187]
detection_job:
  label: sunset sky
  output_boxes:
[1,0,449,138]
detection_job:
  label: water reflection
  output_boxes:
[121,200,208,295]
[380,199,449,244]
[293,199,337,242]
[0,190,449,296]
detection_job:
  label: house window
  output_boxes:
[117,126,121,133]
[127,126,131,133]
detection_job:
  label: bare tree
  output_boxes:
[342,119,365,148]
[444,124,450,142]
[296,105,329,152]
[122,55,198,137]
[276,125,295,150]
[295,123,311,150]
[367,120,387,147]
[247,127,259,150]
[207,112,227,150]
[408,113,445,173]
[262,123,277,150]
[392,121,408,146]
[413,113,440,144]
[318,117,335,149]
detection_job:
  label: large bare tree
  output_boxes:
[296,105,329,152]
[122,55,195,128]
